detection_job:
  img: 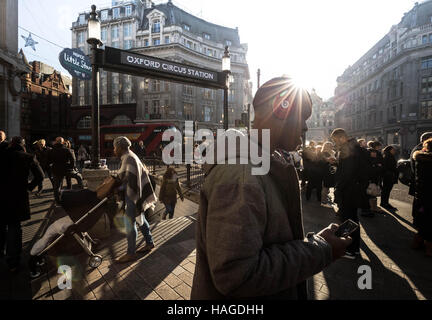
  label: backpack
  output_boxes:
[397,159,413,186]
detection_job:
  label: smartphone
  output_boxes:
[335,220,359,238]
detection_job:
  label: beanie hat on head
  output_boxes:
[253,76,311,120]
[114,136,132,150]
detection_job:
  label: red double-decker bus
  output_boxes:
[100,123,180,158]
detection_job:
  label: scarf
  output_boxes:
[118,151,157,213]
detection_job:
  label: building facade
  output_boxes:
[20,59,72,144]
[306,90,336,143]
[71,0,252,137]
[0,0,30,138]
[334,0,432,154]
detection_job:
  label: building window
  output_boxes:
[112,25,119,39]
[77,116,91,129]
[113,7,120,19]
[183,24,190,31]
[151,80,160,92]
[203,89,215,100]
[124,40,133,50]
[125,5,132,16]
[124,23,132,38]
[204,106,212,122]
[165,36,170,44]
[152,100,160,114]
[112,73,119,104]
[421,101,432,119]
[184,103,193,120]
[186,41,192,49]
[152,20,161,33]
[144,39,149,47]
[183,85,193,96]
[101,10,108,21]
[203,33,211,40]
[101,27,107,42]
[79,14,86,25]
[423,35,428,45]
[112,115,132,125]
[153,38,160,46]
[111,41,120,48]
[421,77,432,93]
[78,31,85,44]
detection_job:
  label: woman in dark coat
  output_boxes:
[380,145,399,211]
[412,138,432,257]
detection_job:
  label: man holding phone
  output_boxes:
[191,77,352,300]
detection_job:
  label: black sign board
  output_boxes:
[59,48,92,80]
[100,47,226,89]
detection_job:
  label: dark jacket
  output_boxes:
[48,143,76,176]
[134,145,146,159]
[413,151,432,209]
[0,140,8,152]
[409,143,423,196]
[335,139,364,208]
[413,150,432,241]
[383,153,398,185]
[367,148,384,185]
[34,146,52,169]
[2,144,44,223]
[159,177,183,206]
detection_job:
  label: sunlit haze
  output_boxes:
[18,0,418,99]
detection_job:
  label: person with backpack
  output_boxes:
[159,167,184,220]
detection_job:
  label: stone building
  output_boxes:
[334,0,432,154]
[306,90,336,143]
[0,0,30,138]
[71,0,252,134]
[20,59,72,144]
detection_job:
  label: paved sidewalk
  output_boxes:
[2,179,431,300]
[304,189,432,300]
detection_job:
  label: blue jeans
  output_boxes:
[124,196,153,255]
[0,222,22,269]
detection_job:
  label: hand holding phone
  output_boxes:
[335,219,359,238]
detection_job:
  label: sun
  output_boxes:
[292,74,312,91]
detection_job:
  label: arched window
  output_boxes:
[112,115,132,125]
[77,115,91,129]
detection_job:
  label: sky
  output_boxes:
[18,0,419,99]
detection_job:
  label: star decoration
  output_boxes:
[21,33,38,51]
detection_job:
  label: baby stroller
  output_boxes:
[29,189,117,277]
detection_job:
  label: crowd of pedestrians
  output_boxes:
[297,129,432,259]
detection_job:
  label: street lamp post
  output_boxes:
[222,46,231,130]
[87,5,102,169]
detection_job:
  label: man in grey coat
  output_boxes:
[191,77,352,300]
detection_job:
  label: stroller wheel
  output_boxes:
[88,255,103,268]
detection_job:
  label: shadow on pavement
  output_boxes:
[361,207,432,299]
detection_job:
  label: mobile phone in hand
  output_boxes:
[335,219,359,238]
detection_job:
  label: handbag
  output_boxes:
[366,182,381,197]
